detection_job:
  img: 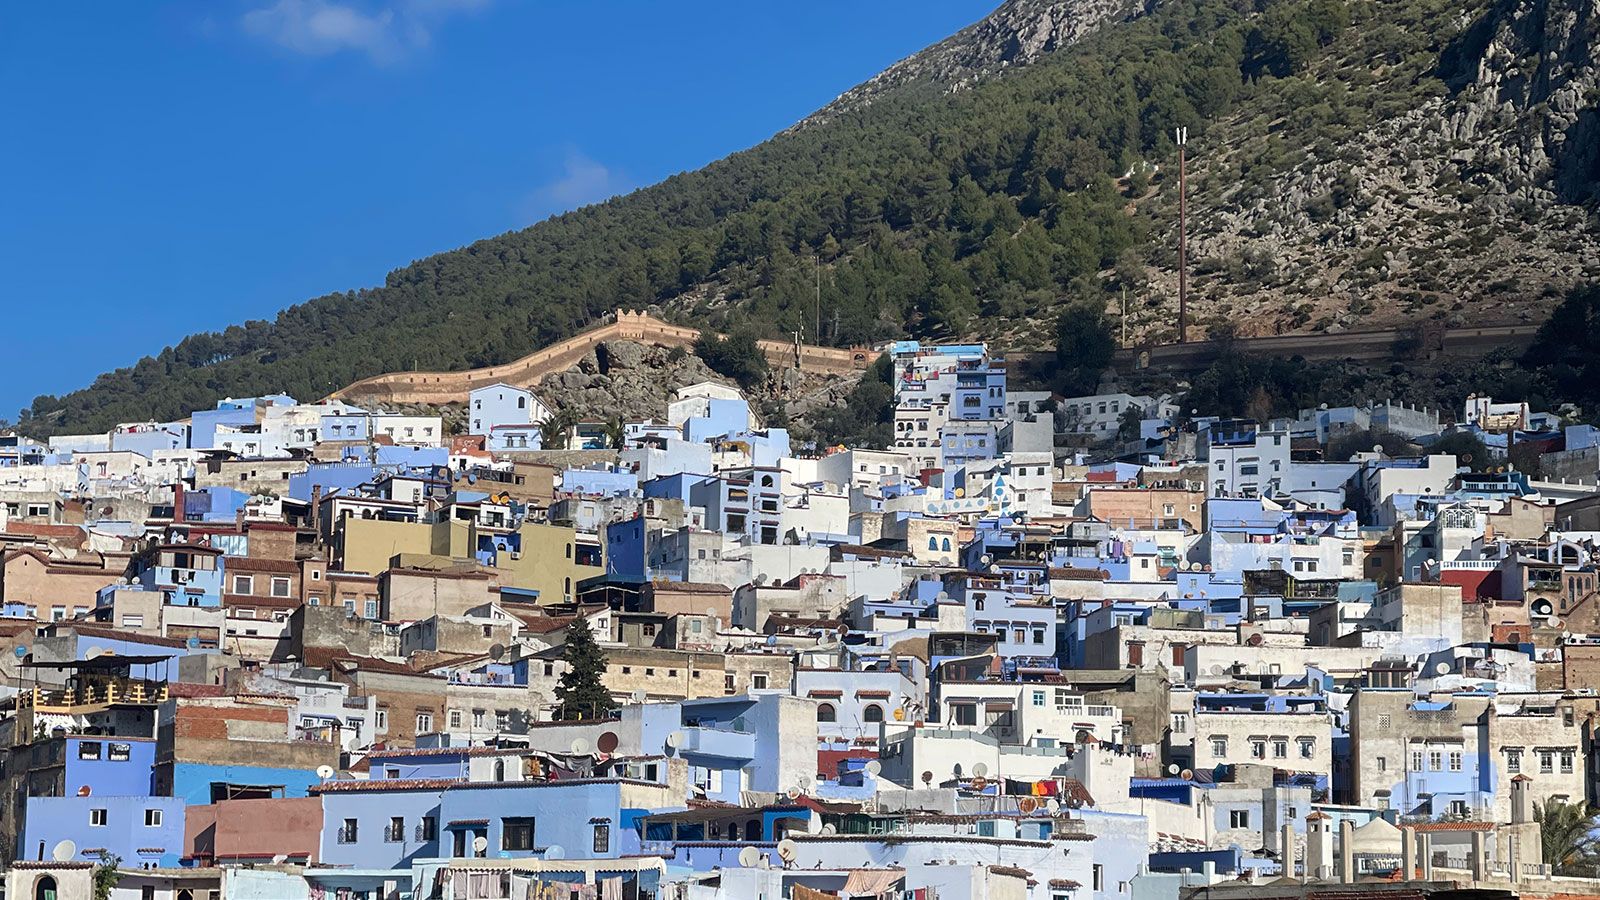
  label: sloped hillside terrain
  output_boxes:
[20,0,1599,436]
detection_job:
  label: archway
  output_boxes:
[34,876,58,900]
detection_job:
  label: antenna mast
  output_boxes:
[1175,126,1189,344]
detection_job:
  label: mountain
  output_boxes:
[19,0,1600,437]
[797,0,1139,128]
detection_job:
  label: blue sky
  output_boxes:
[0,0,996,421]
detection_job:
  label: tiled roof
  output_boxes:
[312,778,461,793]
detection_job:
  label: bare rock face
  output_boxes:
[1131,0,1600,342]
[798,0,1139,129]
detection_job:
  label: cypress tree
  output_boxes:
[554,618,617,720]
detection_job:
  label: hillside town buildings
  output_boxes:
[2,343,1600,900]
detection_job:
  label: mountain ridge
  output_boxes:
[17,0,1600,437]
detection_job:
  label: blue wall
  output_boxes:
[21,795,185,867]
[317,787,444,869]
[170,762,323,806]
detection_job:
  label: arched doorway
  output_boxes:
[34,876,58,900]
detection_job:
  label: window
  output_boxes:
[339,818,358,843]
[386,816,405,843]
[90,808,108,827]
[1541,751,1555,774]
[420,816,438,842]
[1211,738,1228,758]
[1171,713,1189,734]
[1093,865,1105,892]
[416,712,434,734]
[145,808,163,827]
[1272,740,1288,759]
[751,673,769,690]
[121,614,144,629]
[1299,738,1315,759]
[79,741,102,760]
[1507,748,1522,773]
[502,817,535,851]
[817,703,836,723]
[1450,751,1463,772]
[1229,810,1251,829]
[593,823,611,853]
[1250,740,1267,760]
[952,704,978,727]
[448,709,463,730]
[1561,750,1575,774]
[109,743,131,761]
[364,600,379,619]
[496,710,510,731]
[863,705,885,723]
[1411,749,1425,771]
[1377,756,1387,772]
[232,575,254,595]
[1031,691,1046,708]
[375,710,388,731]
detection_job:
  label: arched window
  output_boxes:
[494,759,506,781]
[941,538,951,552]
[34,876,58,900]
[929,537,940,550]
[863,705,884,723]
[745,820,761,841]
[817,703,837,723]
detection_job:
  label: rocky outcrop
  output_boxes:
[1128,0,1600,342]
[798,0,1139,128]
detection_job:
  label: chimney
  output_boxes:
[1339,818,1355,883]
[1401,825,1417,880]
[1306,812,1333,879]
[1419,832,1433,881]
[1282,822,1297,880]
[1471,829,1489,882]
[1511,774,1533,824]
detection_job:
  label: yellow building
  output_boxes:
[335,517,473,576]
[493,522,604,603]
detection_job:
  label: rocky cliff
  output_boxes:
[1126,0,1600,341]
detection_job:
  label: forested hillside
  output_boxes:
[21,0,1599,436]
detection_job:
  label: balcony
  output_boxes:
[20,679,169,712]
[676,726,756,761]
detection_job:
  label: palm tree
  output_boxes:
[603,416,627,450]
[538,408,575,450]
[1539,799,1600,875]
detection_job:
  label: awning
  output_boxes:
[841,868,905,896]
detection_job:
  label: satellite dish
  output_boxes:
[544,844,565,860]
[665,730,683,751]
[1047,799,1061,813]
[1209,664,1225,676]
[597,731,619,754]
[921,770,934,785]
[472,836,489,854]
[821,823,837,835]
[1434,661,1451,675]
[972,762,989,778]
[271,853,288,864]
[1168,763,1180,775]
[76,785,91,798]
[317,765,336,780]
[186,636,201,650]
[13,645,28,659]
[776,839,798,862]
[864,760,882,777]
[84,646,104,661]
[51,840,76,862]
[738,846,761,867]
[786,787,802,799]
[980,554,992,565]
[630,689,647,703]
[488,643,506,662]
[570,738,592,755]
[1181,769,1194,781]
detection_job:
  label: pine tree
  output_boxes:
[554,618,617,720]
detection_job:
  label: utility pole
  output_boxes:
[1175,126,1189,344]
[814,253,822,344]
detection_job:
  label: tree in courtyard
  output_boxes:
[555,618,617,720]
[1054,302,1116,396]
[92,854,122,900]
[1540,800,1600,875]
